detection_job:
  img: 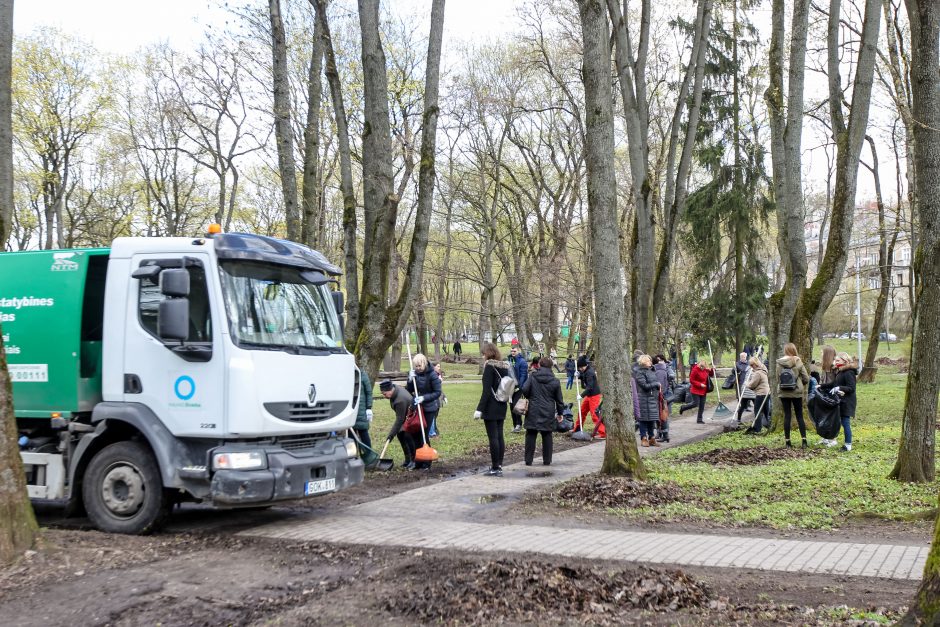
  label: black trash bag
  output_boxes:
[721,372,736,390]
[809,390,842,439]
[671,382,691,404]
[557,403,575,432]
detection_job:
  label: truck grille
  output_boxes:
[264,400,348,423]
[276,434,328,452]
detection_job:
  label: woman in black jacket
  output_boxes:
[819,351,857,451]
[406,353,442,469]
[521,356,565,466]
[475,343,511,476]
[634,355,661,447]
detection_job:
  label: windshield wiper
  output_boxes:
[236,339,331,356]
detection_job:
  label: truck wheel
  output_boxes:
[83,441,169,534]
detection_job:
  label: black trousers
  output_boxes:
[735,397,753,421]
[524,429,553,466]
[781,397,807,440]
[484,419,505,470]
[511,390,523,428]
[397,431,415,463]
[681,394,707,421]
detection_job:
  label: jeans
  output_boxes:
[781,397,807,440]
[484,419,505,469]
[566,372,574,389]
[841,416,853,444]
[638,420,657,440]
[424,410,439,437]
[524,429,553,465]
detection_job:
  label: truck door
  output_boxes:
[124,254,225,438]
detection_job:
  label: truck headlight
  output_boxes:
[213,451,267,470]
[345,440,359,458]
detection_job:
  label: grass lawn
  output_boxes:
[366,372,582,465]
[629,364,938,530]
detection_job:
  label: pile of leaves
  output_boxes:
[875,356,908,367]
[680,445,817,466]
[387,559,710,624]
[554,475,686,509]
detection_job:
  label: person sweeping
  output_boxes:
[576,356,604,438]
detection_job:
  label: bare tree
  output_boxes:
[0,0,39,564]
[577,0,645,478]
[269,0,301,241]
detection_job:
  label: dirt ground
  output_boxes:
[6,442,922,625]
[0,529,911,626]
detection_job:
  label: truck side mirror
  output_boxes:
[158,298,190,341]
[331,290,344,315]
[160,268,190,297]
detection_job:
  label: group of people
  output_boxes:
[733,343,857,450]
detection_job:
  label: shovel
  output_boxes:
[707,340,731,416]
[349,429,392,471]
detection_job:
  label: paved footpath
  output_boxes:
[241,405,929,581]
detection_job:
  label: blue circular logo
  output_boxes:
[174,375,195,401]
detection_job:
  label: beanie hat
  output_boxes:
[577,356,589,369]
[379,379,394,392]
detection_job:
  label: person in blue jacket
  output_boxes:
[509,344,529,433]
[564,354,577,390]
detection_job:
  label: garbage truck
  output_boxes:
[2,230,364,534]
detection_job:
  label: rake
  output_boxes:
[707,340,731,416]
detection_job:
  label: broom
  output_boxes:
[707,340,731,416]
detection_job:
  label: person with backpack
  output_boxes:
[509,344,529,433]
[475,343,512,476]
[521,356,565,466]
[776,342,811,448]
[680,360,714,423]
[743,357,770,433]
[564,354,577,389]
[819,351,857,451]
[576,355,604,437]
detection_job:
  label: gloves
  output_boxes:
[473,410,482,420]
[414,395,425,405]
[366,409,374,422]
[576,394,582,402]
[832,387,845,396]
[409,370,416,380]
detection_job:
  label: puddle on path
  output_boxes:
[525,471,553,478]
[475,494,508,504]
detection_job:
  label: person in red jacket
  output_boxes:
[680,360,715,423]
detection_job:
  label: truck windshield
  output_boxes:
[219,261,344,352]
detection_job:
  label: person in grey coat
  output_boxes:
[634,355,661,447]
[521,357,565,466]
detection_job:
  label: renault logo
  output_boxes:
[307,384,317,407]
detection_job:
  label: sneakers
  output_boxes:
[403,461,416,470]
[485,467,503,476]
[696,419,704,424]
[841,444,852,451]
[512,425,522,434]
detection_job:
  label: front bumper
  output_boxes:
[209,438,364,505]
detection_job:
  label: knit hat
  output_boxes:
[577,355,589,369]
[379,379,394,392]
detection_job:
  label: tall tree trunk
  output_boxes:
[301,12,325,248]
[896,0,940,621]
[314,0,359,344]
[790,0,881,359]
[268,0,300,241]
[859,136,899,382]
[0,0,9,249]
[765,0,811,431]
[0,0,40,561]
[889,0,939,487]
[578,0,645,479]
[434,196,454,362]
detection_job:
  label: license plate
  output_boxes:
[304,478,335,495]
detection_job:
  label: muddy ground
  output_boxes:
[0,530,911,626]
[6,442,923,625]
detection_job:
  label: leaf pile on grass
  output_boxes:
[386,559,710,624]
[553,475,686,509]
[875,356,907,367]
[679,445,817,466]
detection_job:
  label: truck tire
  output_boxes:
[82,441,169,534]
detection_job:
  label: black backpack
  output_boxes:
[779,367,798,390]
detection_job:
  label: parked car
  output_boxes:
[850,332,866,340]
[838,333,850,339]
[879,332,898,342]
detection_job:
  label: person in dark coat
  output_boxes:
[734,352,749,392]
[354,370,377,467]
[380,380,415,470]
[652,354,673,442]
[634,355,661,447]
[509,344,529,433]
[453,340,462,358]
[577,356,604,438]
[521,357,565,466]
[820,352,858,451]
[475,343,511,476]
[405,353,441,468]
[564,354,576,390]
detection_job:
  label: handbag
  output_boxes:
[402,405,422,435]
[658,391,669,423]
[514,397,529,415]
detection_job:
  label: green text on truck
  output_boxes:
[2,232,364,533]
